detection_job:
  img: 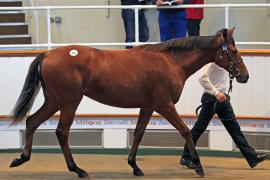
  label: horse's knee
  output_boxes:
[55,129,63,138]
[133,129,138,136]
[55,128,68,143]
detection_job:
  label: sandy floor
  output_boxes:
[0,153,269,180]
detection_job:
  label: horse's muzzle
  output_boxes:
[236,73,249,83]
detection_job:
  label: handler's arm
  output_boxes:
[199,63,219,96]
[199,63,226,102]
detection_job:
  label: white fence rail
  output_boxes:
[0,4,270,49]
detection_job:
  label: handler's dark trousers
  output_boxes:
[181,93,257,164]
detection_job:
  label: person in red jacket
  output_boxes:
[186,0,204,36]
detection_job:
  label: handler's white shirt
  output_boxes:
[199,63,229,96]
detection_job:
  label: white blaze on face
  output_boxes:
[70,49,78,56]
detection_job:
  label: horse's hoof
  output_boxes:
[77,169,89,178]
[10,154,30,168]
[78,172,89,179]
[133,169,144,176]
[195,166,205,178]
[10,158,24,168]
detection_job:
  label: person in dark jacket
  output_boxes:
[186,0,204,36]
[121,0,149,49]
[154,0,191,42]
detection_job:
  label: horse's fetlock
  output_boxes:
[67,163,77,172]
[128,158,135,166]
[20,153,30,161]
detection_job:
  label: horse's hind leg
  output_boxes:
[156,103,204,177]
[10,98,58,167]
[128,108,153,176]
[56,103,89,178]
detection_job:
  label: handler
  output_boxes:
[180,62,267,169]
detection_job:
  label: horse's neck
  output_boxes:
[175,50,214,80]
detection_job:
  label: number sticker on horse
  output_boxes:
[69,49,78,57]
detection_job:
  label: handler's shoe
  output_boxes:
[180,158,196,169]
[248,153,267,168]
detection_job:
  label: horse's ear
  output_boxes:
[228,27,235,37]
[214,31,225,48]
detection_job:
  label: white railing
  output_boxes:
[0,4,270,49]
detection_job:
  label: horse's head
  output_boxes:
[213,27,249,83]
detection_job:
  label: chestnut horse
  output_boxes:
[9,28,248,178]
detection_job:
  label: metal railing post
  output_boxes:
[46,8,52,49]
[225,5,229,28]
[35,0,40,48]
[134,6,139,46]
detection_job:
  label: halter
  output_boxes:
[220,29,243,94]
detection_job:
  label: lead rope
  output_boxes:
[228,77,233,94]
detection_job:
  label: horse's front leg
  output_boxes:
[128,108,153,176]
[10,99,58,167]
[157,103,204,177]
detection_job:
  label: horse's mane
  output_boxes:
[136,36,216,52]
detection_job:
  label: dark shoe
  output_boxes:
[248,153,267,168]
[180,158,195,169]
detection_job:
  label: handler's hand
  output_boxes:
[215,92,227,102]
[156,0,164,6]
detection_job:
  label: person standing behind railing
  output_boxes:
[186,0,204,36]
[153,0,191,42]
[121,0,149,49]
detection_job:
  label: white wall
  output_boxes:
[1,56,270,116]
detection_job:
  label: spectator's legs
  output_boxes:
[172,11,187,38]
[187,19,202,36]
[139,10,149,42]
[216,101,257,164]
[122,9,135,49]
[158,11,173,42]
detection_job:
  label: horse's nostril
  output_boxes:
[243,74,249,83]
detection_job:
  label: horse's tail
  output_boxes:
[10,53,46,125]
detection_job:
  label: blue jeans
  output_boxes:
[181,93,257,164]
[122,9,149,49]
[158,11,187,42]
